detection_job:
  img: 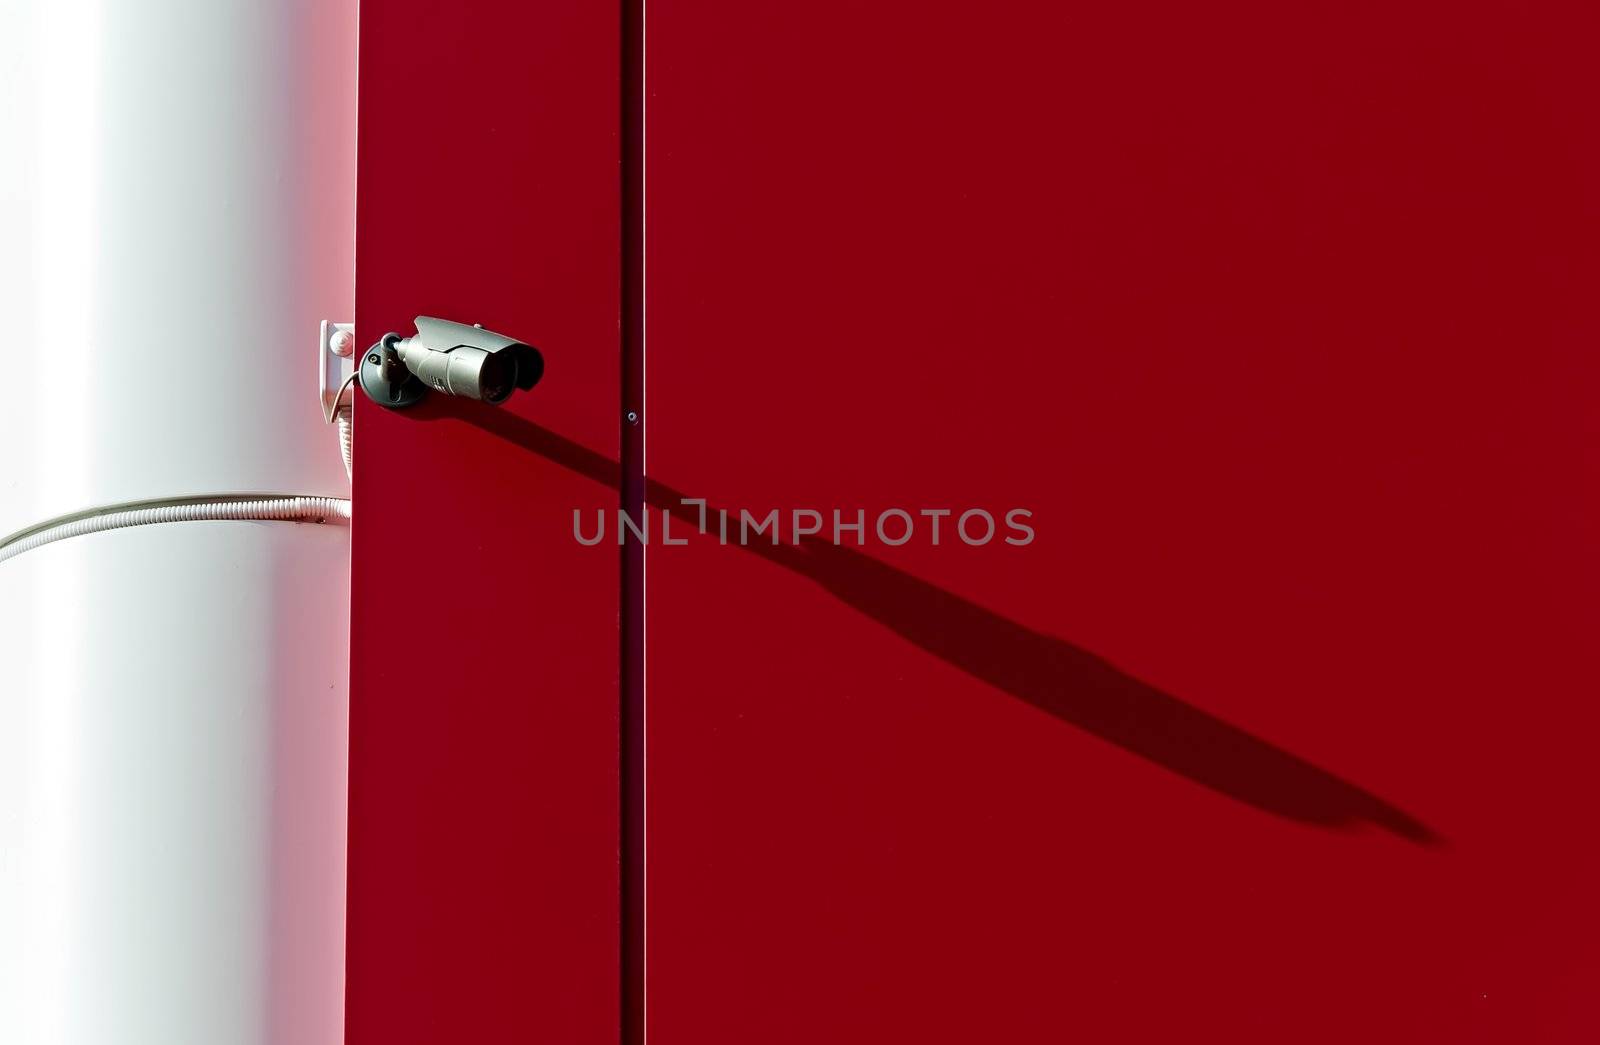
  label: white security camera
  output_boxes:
[359,316,544,408]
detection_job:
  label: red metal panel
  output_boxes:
[348,2,620,1041]
[644,2,1600,1042]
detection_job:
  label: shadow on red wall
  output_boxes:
[414,397,1438,846]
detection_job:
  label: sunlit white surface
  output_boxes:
[25,0,99,522]
[0,0,356,1041]
[9,503,85,1044]
[0,522,350,1045]
[0,0,357,540]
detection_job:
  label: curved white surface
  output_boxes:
[0,521,350,1045]
[0,0,357,1041]
[0,0,357,537]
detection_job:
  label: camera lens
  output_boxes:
[478,351,515,404]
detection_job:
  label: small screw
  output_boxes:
[367,353,381,365]
[329,328,355,357]
[626,410,640,425]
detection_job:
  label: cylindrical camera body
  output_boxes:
[360,317,543,409]
[397,341,517,403]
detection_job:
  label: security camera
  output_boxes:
[359,316,544,408]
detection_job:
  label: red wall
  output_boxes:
[353,1,1600,1041]
[347,1,621,1040]
[641,3,1600,1039]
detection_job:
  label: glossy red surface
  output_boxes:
[643,2,1600,1042]
[351,1,1600,1039]
[347,1,620,1041]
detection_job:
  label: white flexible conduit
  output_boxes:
[325,369,358,480]
[0,495,352,565]
[336,404,354,478]
[1,386,357,565]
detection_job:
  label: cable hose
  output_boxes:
[1,382,356,565]
[336,403,354,478]
[0,496,352,565]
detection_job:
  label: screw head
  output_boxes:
[626,410,640,425]
[329,328,355,357]
[367,353,382,365]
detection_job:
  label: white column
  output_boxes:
[0,1,356,1042]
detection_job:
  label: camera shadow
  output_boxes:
[412,398,1439,846]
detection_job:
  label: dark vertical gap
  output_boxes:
[620,0,646,1040]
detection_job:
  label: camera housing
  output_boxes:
[359,316,544,409]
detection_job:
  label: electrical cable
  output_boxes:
[0,496,352,565]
